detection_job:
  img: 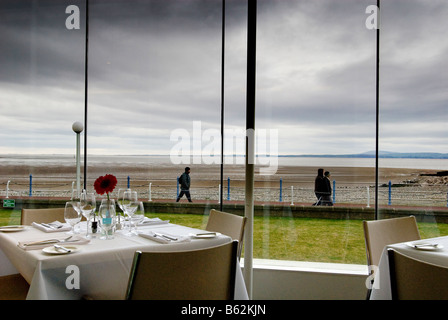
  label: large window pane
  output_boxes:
[256,0,375,264]
[378,0,448,238]
[0,0,85,223]
[87,0,223,207]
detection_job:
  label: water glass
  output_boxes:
[64,201,82,234]
[131,201,145,235]
[80,190,96,237]
[123,190,138,236]
[115,188,130,230]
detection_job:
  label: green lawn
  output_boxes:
[2,209,447,265]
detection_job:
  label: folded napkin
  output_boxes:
[138,231,190,244]
[138,217,170,226]
[18,235,90,251]
[32,221,71,233]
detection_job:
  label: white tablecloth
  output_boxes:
[0,222,248,300]
[370,235,448,300]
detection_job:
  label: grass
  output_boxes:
[2,209,447,265]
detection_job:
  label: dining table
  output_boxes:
[0,219,249,300]
[369,235,448,300]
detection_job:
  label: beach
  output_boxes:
[1,155,447,207]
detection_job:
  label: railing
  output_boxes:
[1,174,448,208]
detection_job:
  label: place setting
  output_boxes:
[406,241,444,251]
[42,244,81,255]
[188,231,220,239]
[0,225,27,232]
[31,221,72,233]
[138,230,191,244]
[17,234,90,251]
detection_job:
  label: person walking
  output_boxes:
[313,168,326,206]
[322,171,333,206]
[176,167,192,202]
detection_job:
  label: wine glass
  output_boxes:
[80,190,96,238]
[115,188,129,230]
[131,201,145,235]
[122,190,138,236]
[64,201,82,234]
[98,199,116,240]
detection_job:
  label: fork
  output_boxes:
[24,236,74,246]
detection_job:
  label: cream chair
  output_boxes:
[21,208,67,225]
[388,249,448,300]
[125,241,238,300]
[0,274,29,300]
[206,209,247,259]
[363,215,421,299]
[363,216,421,268]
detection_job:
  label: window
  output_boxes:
[1,0,446,267]
[378,0,448,238]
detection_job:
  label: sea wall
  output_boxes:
[3,197,448,223]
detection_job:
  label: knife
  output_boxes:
[41,223,62,229]
[54,244,71,253]
[414,243,438,248]
[154,232,177,241]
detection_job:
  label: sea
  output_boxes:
[0,154,447,171]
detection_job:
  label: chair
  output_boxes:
[0,274,30,300]
[388,249,448,300]
[125,240,238,300]
[363,216,421,269]
[206,209,247,259]
[363,215,420,299]
[21,208,66,225]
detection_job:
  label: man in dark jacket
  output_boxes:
[313,168,329,206]
[176,167,192,202]
[321,171,333,206]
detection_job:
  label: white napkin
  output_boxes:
[32,221,72,232]
[17,235,90,251]
[138,231,190,244]
[138,217,170,226]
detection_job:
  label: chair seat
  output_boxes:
[0,274,30,300]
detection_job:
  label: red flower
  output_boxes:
[94,174,118,196]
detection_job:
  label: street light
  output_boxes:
[72,121,84,198]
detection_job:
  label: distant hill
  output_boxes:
[280,151,448,159]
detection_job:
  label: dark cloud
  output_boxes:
[1,0,447,155]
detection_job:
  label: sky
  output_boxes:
[1,0,447,158]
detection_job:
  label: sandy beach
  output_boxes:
[1,160,446,207]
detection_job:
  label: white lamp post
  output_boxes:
[72,121,84,198]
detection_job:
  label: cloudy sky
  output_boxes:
[1,0,447,157]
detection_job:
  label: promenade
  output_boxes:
[3,196,448,223]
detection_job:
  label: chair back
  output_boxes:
[206,209,247,258]
[125,240,238,300]
[21,208,66,225]
[363,216,420,268]
[388,249,448,300]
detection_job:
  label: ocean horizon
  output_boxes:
[0,154,447,171]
